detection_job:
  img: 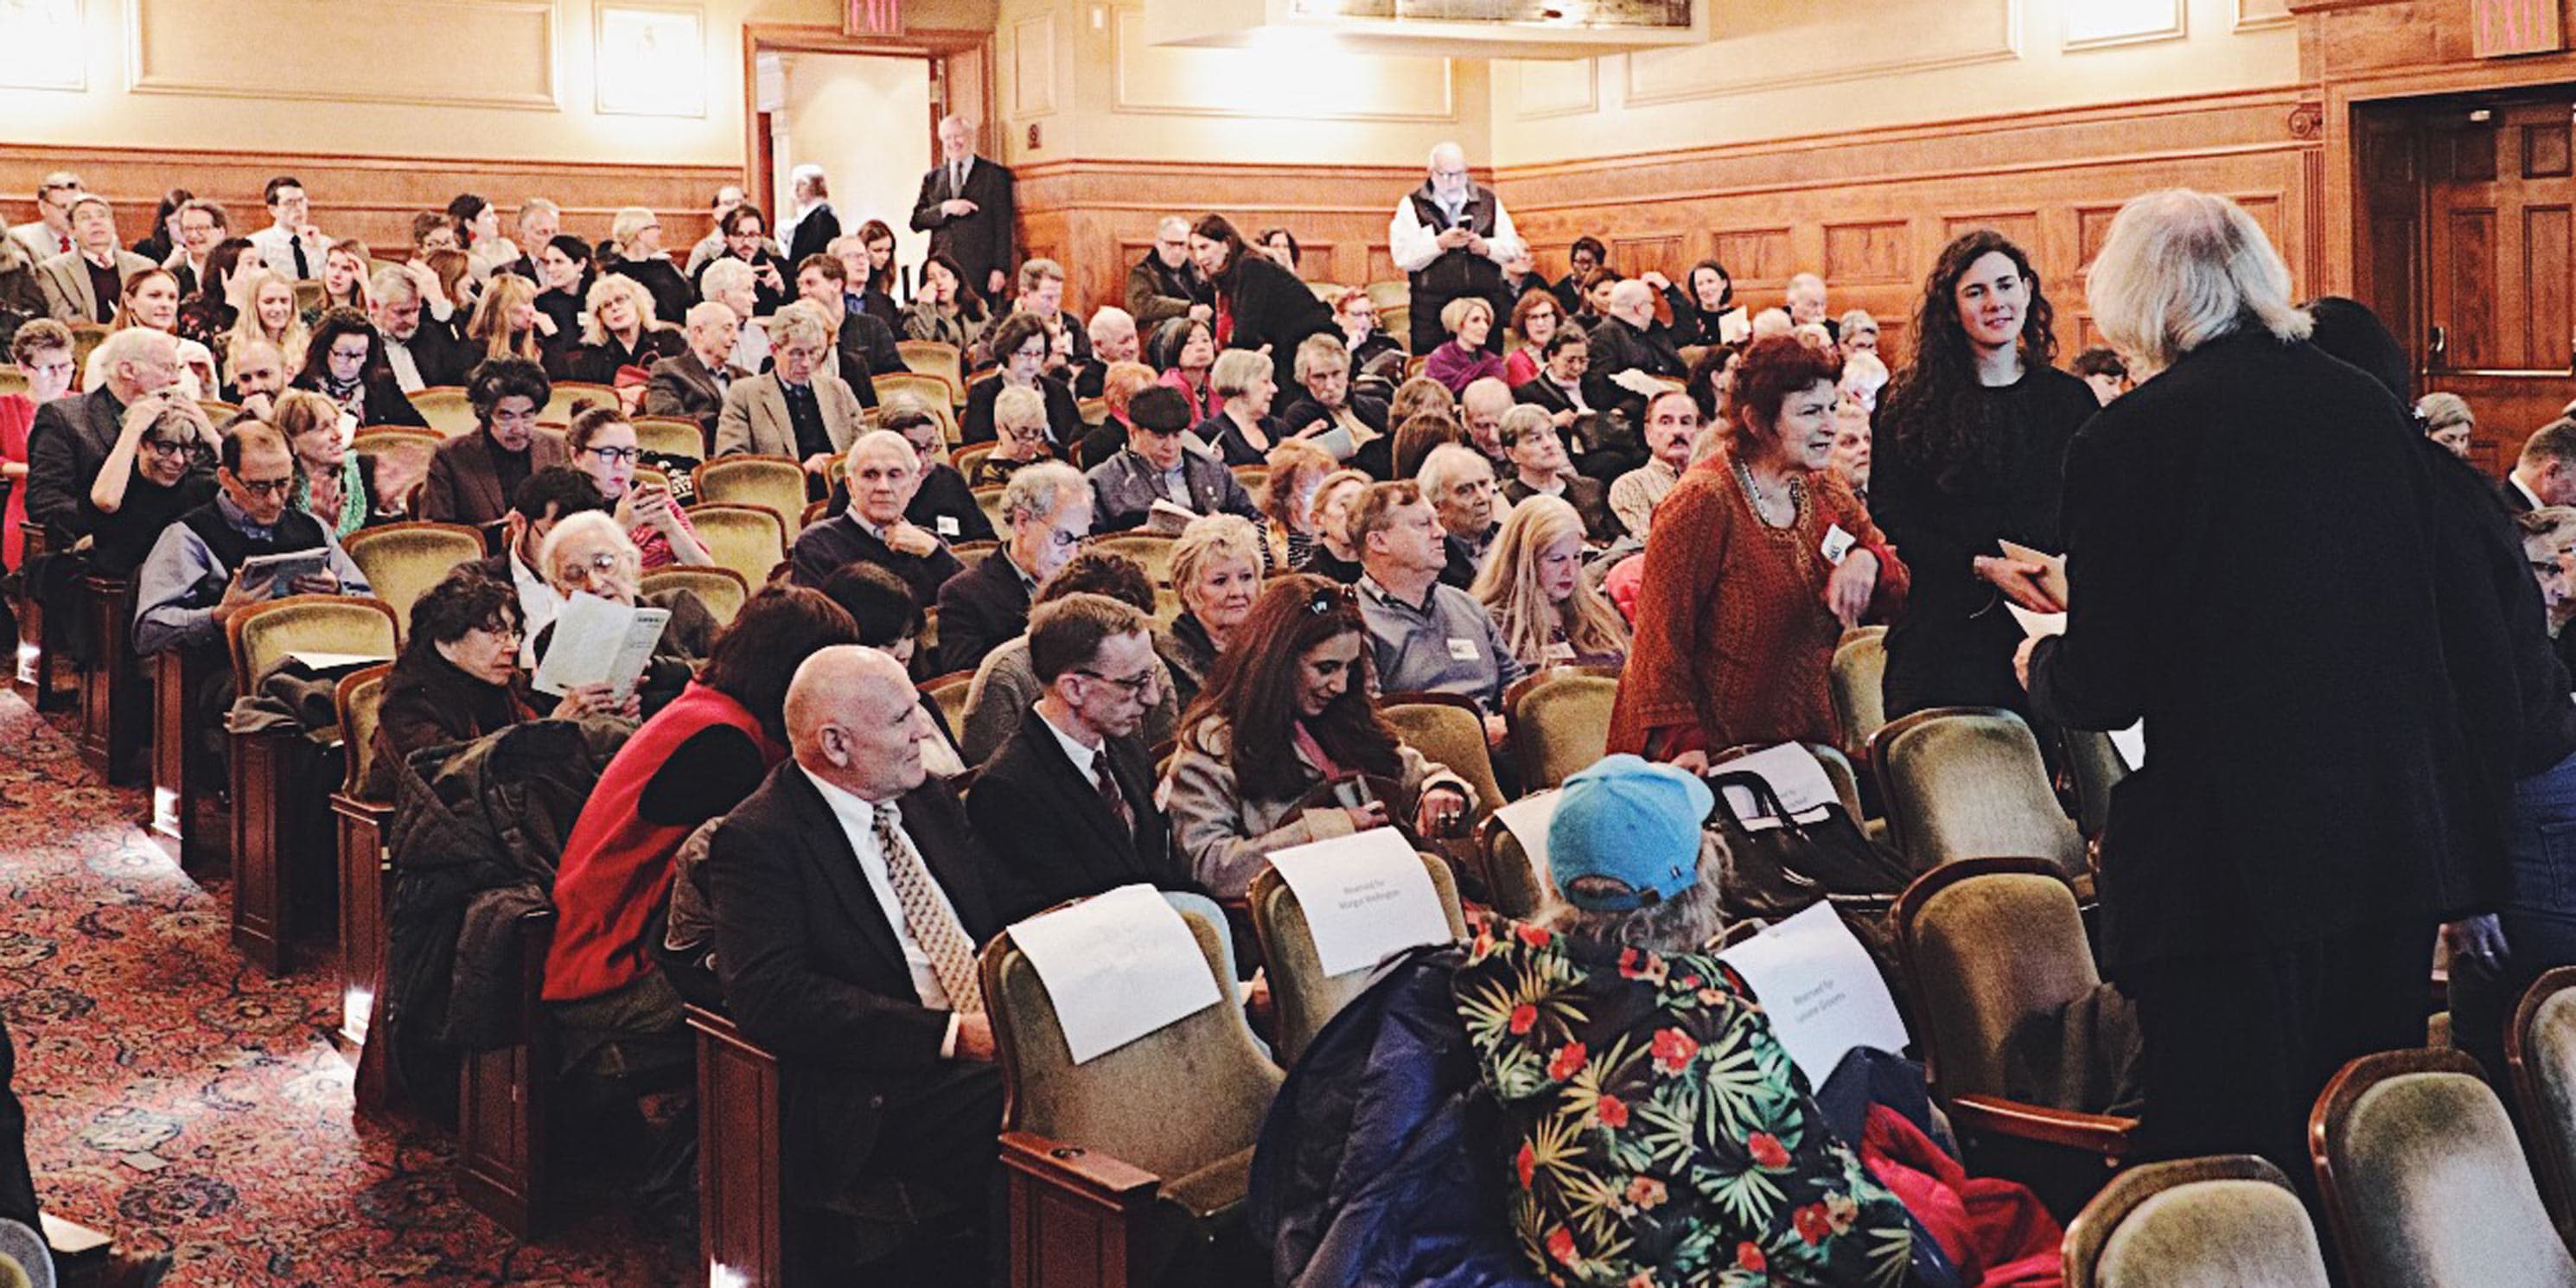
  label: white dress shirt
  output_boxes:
[249,224,331,280]
[804,765,967,1056]
[512,551,564,667]
[1386,186,1525,276]
[1040,706,1103,781]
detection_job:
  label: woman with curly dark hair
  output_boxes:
[1871,228,2098,717]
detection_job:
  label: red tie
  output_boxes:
[56,233,69,255]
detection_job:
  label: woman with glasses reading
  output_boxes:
[368,564,626,796]
[1162,573,1475,899]
[564,401,709,570]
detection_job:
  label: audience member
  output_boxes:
[544,585,858,1082]
[292,307,428,429]
[1474,494,1631,672]
[368,565,620,798]
[1333,288,1406,376]
[1749,306,1792,339]
[1353,479,1523,726]
[969,385,1052,487]
[968,592,1186,919]
[1501,290,1561,387]
[1511,327,1594,430]
[83,392,219,578]
[507,198,563,282]
[1457,755,1911,1287]
[0,322,76,569]
[1662,258,1749,347]
[1084,385,1255,532]
[1422,298,1507,394]
[884,399,994,543]
[271,390,392,539]
[793,253,902,399]
[25,327,180,546]
[603,206,695,326]
[1610,388,1698,539]
[1575,265,1623,327]
[2417,391,2475,460]
[1148,314,1219,423]
[1276,335,1390,473]
[1389,408,1467,484]
[448,194,518,283]
[1584,279,1687,426]
[1497,404,1619,544]
[175,236,256,350]
[1007,258,1091,367]
[692,204,788,317]
[1195,348,1284,467]
[1610,336,1904,756]
[1159,513,1265,712]
[1074,360,1157,469]
[2071,345,2129,405]
[92,267,215,399]
[424,357,568,526]
[1261,439,1338,571]
[313,238,373,319]
[958,550,1173,764]
[790,430,962,604]
[2019,188,2487,1180]
[1784,271,1833,335]
[704,644,1009,1280]
[715,301,863,485]
[832,222,902,329]
[247,176,330,282]
[1831,402,1873,503]
[644,301,748,437]
[1457,377,1515,473]
[39,196,158,324]
[462,272,547,368]
[2503,418,2576,513]
[698,258,772,375]
[0,236,48,341]
[371,265,469,392]
[1872,230,2095,718]
[1125,215,1214,328]
[1548,235,1605,316]
[1838,308,1880,358]
[1418,443,1503,591]
[936,461,1089,672]
[527,510,720,716]
[411,211,460,258]
[1164,574,1473,897]
[163,198,226,296]
[782,164,841,267]
[1189,214,1335,390]
[480,467,609,662]
[814,561,969,777]
[222,266,312,380]
[912,114,1017,301]
[682,186,759,276]
[1073,305,1139,399]
[1303,469,1371,584]
[902,252,990,351]
[10,171,82,261]
[960,311,1081,447]
[560,274,684,384]
[1389,142,1524,355]
[565,401,710,570]
[223,337,289,419]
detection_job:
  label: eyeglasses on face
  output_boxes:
[556,551,624,581]
[585,445,641,464]
[236,476,296,498]
[1076,667,1161,697]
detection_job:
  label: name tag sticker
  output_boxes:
[1446,637,1480,662]
[934,514,960,537]
[1820,524,1856,566]
[1544,641,1577,662]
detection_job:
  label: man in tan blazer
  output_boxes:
[36,196,156,324]
[714,301,864,491]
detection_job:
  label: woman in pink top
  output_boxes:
[564,401,711,571]
[0,321,77,570]
[1149,314,1219,424]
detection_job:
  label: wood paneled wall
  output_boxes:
[0,144,733,264]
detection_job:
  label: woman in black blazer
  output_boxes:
[293,308,428,429]
[958,311,1082,448]
[2024,189,2486,1179]
[1189,214,1335,393]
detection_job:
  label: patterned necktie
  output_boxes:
[871,801,985,1014]
[1094,756,1132,838]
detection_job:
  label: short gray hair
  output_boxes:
[537,511,641,590]
[91,326,174,374]
[1209,348,1272,400]
[1294,333,1349,383]
[1416,442,1493,495]
[2416,392,2472,431]
[517,198,559,230]
[698,257,755,299]
[1002,461,1087,529]
[992,383,1046,430]
[1087,306,1135,346]
[369,265,418,305]
[685,300,737,332]
[1536,835,1730,953]
[1495,403,1555,451]
[2087,188,2310,374]
[768,299,832,351]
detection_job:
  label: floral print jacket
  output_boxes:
[1454,915,1912,1288]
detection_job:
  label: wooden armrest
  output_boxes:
[328,791,395,826]
[1948,1094,2137,1157]
[999,1130,1161,1206]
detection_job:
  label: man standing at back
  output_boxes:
[1388,142,1524,357]
[911,115,1017,303]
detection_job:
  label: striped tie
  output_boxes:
[872,801,985,1014]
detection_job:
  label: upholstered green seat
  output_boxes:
[2064,1155,2328,1288]
[1872,707,2085,876]
[1504,668,1616,790]
[2513,967,2576,1243]
[1249,851,1466,1066]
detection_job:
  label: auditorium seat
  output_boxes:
[1828,626,1886,765]
[342,521,485,637]
[2510,966,2576,1245]
[970,481,1008,536]
[543,382,622,422]
[2309,1048,2576,1288]
[988,890,1279,1288]
[226,594,397,975]
[632,416,707,465]
[2060,1155,2329,1288]
[1082,532,1180,615]
[11,523,72,714]
[1892,857,2137,1202]
[2056,726,2128,842]
[1502,665,1617,790]
[1871,706,2085,878]
[640,564,748,627]
[410,386,481,438]
[329,663,396,1107]
[1231,465,1269,510]
[919,668,976,746]
[1379,691,1506,814]
[894,341,963,398]
[1248,851,1463,1065]
[952,442,995,481]
[1474,813,1548,920]
[456,908,558,1240]
[687,504,788,590]
[695,456,812,541]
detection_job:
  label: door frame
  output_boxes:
[738,22,993,212]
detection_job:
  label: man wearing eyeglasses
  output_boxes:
[1124,215,1213,328]
[966,592,1185,918]
[9,172,82,261]
[936,461,1089,673]
[1389,142,1523,357]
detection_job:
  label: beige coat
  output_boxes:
[712,369,865,460]
[36,248,157,322]
[1161,714,1469,898]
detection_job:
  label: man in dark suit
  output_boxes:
[910,114,1016,303]
[645,301,751,441]
[966,595,1183,920]
[705,645,1007,1279]
[368,265,471,392]
[1584,280,1686,428]
[2502,417,2576,514]
[935,461,1090,673]
[24,328,180,543]
[789,430,961,603]
[1082,386,1257,532]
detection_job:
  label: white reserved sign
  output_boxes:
[1717,743,1840,830]
[1491,789,1561,895]
[1717,901,1910,1085]
[1007,884,1221,1064]
[1268,828,1454,977]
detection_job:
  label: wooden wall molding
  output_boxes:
[1620,0,2015,106]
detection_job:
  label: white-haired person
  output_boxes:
[1157,513,1266,712]
[935,460,1090,673]
[1192,348,1285,468]
[561,273,685,386]
[528,508,719,717]
[698,258,773,375]
[2018,188,2487,1180]
[1473,494,1630,671]
[1454,755,1911,1287]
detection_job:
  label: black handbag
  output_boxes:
[1703,768,1916,1018]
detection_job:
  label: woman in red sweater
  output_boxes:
[0,322,77,571]
[541,585,858,1079]
[1608,336,1908,759]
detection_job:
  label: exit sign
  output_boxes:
[2474,0,2565,58]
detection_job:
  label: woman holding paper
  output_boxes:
[1869,229,2097,717]
[1608,337,1906,761]
[1163,574,1475,898]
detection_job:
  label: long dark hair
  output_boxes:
[1189,575,1400,800]
[698,586,861,743]
[1880,229,2057,488]
[297,306,394,389]
[856,218,897,293]
[922,252,988,322]
[199,237,256,306]
[1190,214,1248,284]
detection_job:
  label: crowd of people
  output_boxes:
[0,137,2566,1288]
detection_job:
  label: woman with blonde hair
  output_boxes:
[603,205,693,325]
[1261,438,1337,571]
[1474,494,1630,670]
[221,266,309,380]
[1304,468,1371,583]
[272,387,396,537]
[465,272,548,367]
[1158,513,1266,712]
[563,273,684,383]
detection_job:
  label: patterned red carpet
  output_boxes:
[0,691,692,1287]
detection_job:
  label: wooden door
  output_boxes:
[2422,99,2576,472]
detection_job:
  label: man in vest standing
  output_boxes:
[1388,142,1527,357]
